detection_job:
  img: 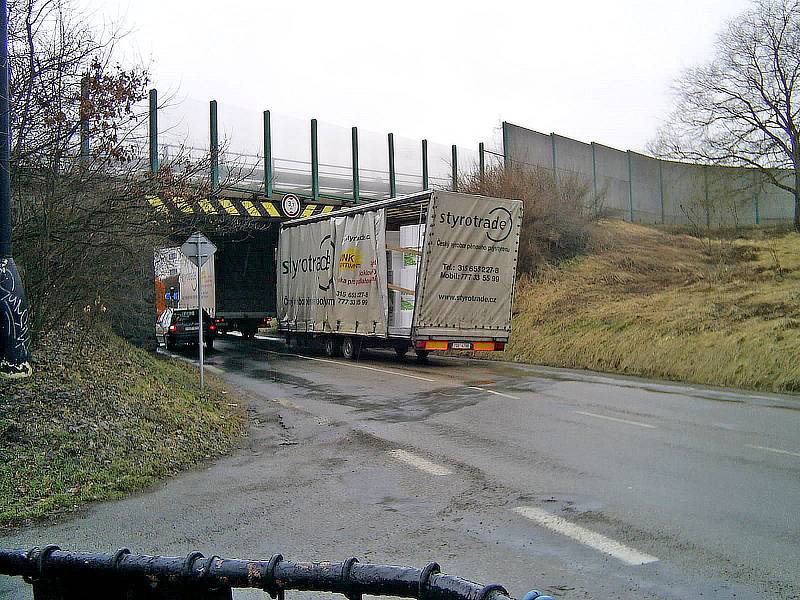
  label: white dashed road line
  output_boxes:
[263,350,437,382]
[574,410,656,429]
[513,506,659,566]
[388,449,452,476]
[745,444,800,458]
[467,386,520,400]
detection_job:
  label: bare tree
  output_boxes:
[651,0,800,232]
[7,0,254,343]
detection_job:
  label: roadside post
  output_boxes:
[181,232,216,390]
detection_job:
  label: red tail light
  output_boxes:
[209,324,216,332]
[168,324,177,332]
[215,317,225,323]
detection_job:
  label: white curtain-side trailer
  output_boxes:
[277,190,523,361]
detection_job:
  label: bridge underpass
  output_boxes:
[143,90,500,214]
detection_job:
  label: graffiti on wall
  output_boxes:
[0,257,33,378]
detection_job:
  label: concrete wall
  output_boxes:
[503,122,795,227]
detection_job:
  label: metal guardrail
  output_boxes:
[0,547,555,600]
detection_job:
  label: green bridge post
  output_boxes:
[210,100,219,191]
[451,144,458,191]
[421,139,429,190]
[311,118,319,202]
[479,142,485,184]
[351,126,360,203]
[263,110,272,197]
[149,89,158,174]
[502,121,510,171]
[388,133,396,198]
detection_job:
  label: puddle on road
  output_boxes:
[313,385,488,423]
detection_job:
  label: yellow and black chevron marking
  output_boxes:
[146,196,338,219]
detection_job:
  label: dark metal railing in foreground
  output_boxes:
[0,547,555,600]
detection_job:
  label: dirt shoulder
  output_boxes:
[0,326,246,529]
[502,221,800,393]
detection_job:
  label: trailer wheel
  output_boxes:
[414,348,429,363]
[341,336,361,360]
[324,336,341,357]
[394,344,409,359]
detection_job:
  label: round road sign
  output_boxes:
[281,194,302,218]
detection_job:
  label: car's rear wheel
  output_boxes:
[341,336,361,360]
[166,337,176,351]
[324,336,341,357]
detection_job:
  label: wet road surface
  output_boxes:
[2,336,799,599]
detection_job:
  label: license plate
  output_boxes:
[185,326,199,331]
[451,342,471,350]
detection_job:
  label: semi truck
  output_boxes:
[277,190,523,361]
[154,226,278,338]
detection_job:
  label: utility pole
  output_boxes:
[0,0,33,378]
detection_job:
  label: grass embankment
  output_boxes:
[0,327,245,528]
[505,221,800,393]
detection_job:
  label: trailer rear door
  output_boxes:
[413,191,522,341]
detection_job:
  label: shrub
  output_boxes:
[458,163,595,274]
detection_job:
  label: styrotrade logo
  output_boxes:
[281,234,335,291]
[438,206,513,242]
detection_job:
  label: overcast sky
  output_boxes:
[78,0,751,155]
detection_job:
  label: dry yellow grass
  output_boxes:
[503,221,800,393]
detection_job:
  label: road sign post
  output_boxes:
[180,232,216,390]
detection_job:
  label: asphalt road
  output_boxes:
[2,336,799,599]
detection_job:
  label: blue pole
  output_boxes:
[0,0,10,256]
[0,0,33,377]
